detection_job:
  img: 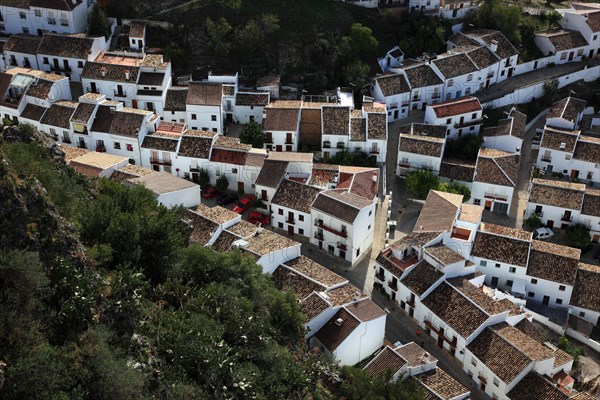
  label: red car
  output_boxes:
[201,185,220,199]
[232,194,256,214]
[247,211,270,225]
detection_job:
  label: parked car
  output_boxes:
[533,227,554,240]
[247,211,270,225]
[216,193,238,206]
[232,194,256,214]
[201,185,220,199]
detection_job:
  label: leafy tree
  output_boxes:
[338,23,379,60]
[342,60,370,88]
[443,134,483,161]
[216,174,229,192]
[234,20,261,62]
[406,170,440,200]
[471,0,522,44]
[87,3,110,38]
[198,168,210,188]
[339,366,424,400]
[205,17,232,58]
[326,150,376,167]
[558,336,586,363]
[239,121,266,148]
[566,223,591,249]
[545,11,563,28]
[438,181,471,202]
[524,214,543,231]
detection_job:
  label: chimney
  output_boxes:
[110,106,116,114]
[490,40,498,53]
[124,69,130,80]
[335,318,344,326]
[100,66,107,77]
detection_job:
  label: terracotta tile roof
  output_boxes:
[40,101,76,128]
[164,87,188,111]
[272,265,326,301]
[515,318,547,343]
[483,108,526,139]
[272,179,321,213]
[474,148,519,187]
[346,299,386,322]
[363,346,407,379]
[350,115,366,141]
[30,0,84,11]
[244,150,265,168]
[413,190,461,233]
[398,123,447,138]
[81,61,140,83]
[71,102,95,124]
[253,159,287,188]
[235,92,269,107]
[481,222,531,240]
[464,45,500,69]
[582,188,600,217]
[128,171,198,195]
[467,324,533,384]
[186,82,222,106]
[210,149,247,165]
[300,292,330,321]
[142,134,179,152]
[342,167,379,201]
[529,178,585,210]
[256,75,280,88]
[321,106,350,135]
[449,278,516,316]
[432,53,478,79]
[540,126,580,152]
[137,72,164,86]
[527,240,580,285]
[323,284,366,307]
[548,97,587,122]
[395,342,437,367]
[25,79,54,99]
[374,73,410,96]
[194,204,239,225]
[314,308,361,351]
[309,163,339,188]
[464,29,519,59]
[472,231,530,267]
[211,231,238,252]
[425,243,465,266]
[404,64,443,88]
[185,209,219,245]
[312,190,372,223]
[20,103,46,121]
[268,100,302,109]
[571,262,600,312]
[422,282,489,338]
[536,29,588,51]
[458,203,482,223]
[177,130,215,159]
[129,21,146,38]
[400,260,444,296]
[553,348,574,368]
[262,107,300,131]
[266,152,313,163]
[391,231,443,251]
[399,135,444,157]
[439,158,475,182]
[4,34,41,54]
[574,135,600,163]
[109,109,149,138]
[213,135,251,151]
[226,220,258,238]
[417,367,470,400]
[496,322,554,359]
[240,229,300,257]
[38,33,95,58]
[507,372,569,400]
[367,111,387,140]
[58,144,89,163]
[448,32,479,47]
[285,255,346,288]
[430,96,481,118]
[571,393,597,400]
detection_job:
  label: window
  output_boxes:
[447,79,454,87]
[472,113,477,119]
[278,222,283,229]
[211,115,217,121]
[467,74,473,81]
[446,118,451,124]
[231,168,238,174]
[493,377,500,386]
[465,87,471,95]
[369,210,372,216]
[191,114,197,120]
[509,267,516,273]
[506,280,513,288]
[19,11,26,19]
[528,291,535,297]
[43,57,49,64]
[471,357,477,366]
[492,395,499,400]
[595,35,598,41]
[531,278,538,284]
[328,245,335,252]
[556,298,563,305]
[495,263,500,268]
[356,248,360,257]
[577,49,584,56]
[126,144,133,151]
[278,209,283,215]
[560,52,567,60]
[78,61,83,68]
[299,215,304,222]
[474,198,481,205]
[368,225,371,230]
[35,9,42,17]
[468,370,473,378]
[299,228,304,235]
[50,128,57,140]
[580,311,586,317]
[559,285,566,291]
[212,128,218,132]
[446,93,452,100]
[480,260,487,267]
[114,142,121,149]
[22,27,29,34]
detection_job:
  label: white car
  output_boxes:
[533,227,554,240]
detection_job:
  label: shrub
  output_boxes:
[215,175,229,192]
[566,223,591,249]
[406,170,440,200]
[438,181,471,202]
[524,214,543,231]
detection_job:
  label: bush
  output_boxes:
[443,134,483,161]
[438,181,471,202]
[406,170,440,200]
[326,150,376,167]
[215,175,229,192]
[198,168,210,188]
[239,121,265,148]
[524,214,543,231]
[558,336,586,363]
[566,224,591,249]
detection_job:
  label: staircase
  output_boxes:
[579,114,593,131]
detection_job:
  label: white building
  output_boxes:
[482,108,526,154]
[425,96,483,138]
[60,145,129,178]
[0,0,95,36]
[185,81,224,133]
[471,148,520,214]
[557,3,600,59]
[256,75,280,100]
[402,62,444,111]
[396,123,447,176]
[128,20,146,51]
[546,97,587,130]
[270,179,321,238]
[3,34,41,70]
[140,121,186,174]
[234,92,269,124]
[125,171,200,208]
[440,0,477,19]
[534,29,589,64]
[370,73,411,121]
[163,87,187,124]
[36,33,105,81]
[458,29,519,83]
[262,100,301,152]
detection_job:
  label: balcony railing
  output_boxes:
[51,65,71,72]
[96,146,106,153]
[535,211,544,218]
[60,19,68,26]
[406,296,415,308]
[314,232,324,241]
[286,218,295,225]
[541,156,552,162]
[370,149,379,155]
[561,215,573,222]
[150,157,172,166]
[62,138,71,144]
[48,17,56,25]
[337,242,347,251]
[10,60,17,67]
[285,139,293,144]
[114,91,127,98]
[388,280,398,291]
[314,219,348,238]
[375,271,385,282]
[77,144,87,149]
[424,320,457,346]
[484,192,508,201]
[454,119,481,129]
[323,142,331,148]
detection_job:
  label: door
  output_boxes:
[132,99,138,109]
[491,277,499,287]
[261,189,267,201]
[480,382,486,392]
[547,220,554,229]
[508,68,513,77]
[288,225,294,235]
[409,307,414,317]
[485,200,492,210]
[437,334,444,348]
[237,181,244,192]
[569,51,574,61]
[533,60,538,69]
[543,296,550,306]
[227,113,233,123]
[117,84,124,96]
[394,110,398,119]
[391,291,396,301]
[191,173,199,183]
[590,49,595,58]
[593,235,599,243]
[276,145,282,152]
[90,82,97,93]
[571,170,579,178]
[53,58,59,69]
[492,202,508,213]
[339,250,346,259]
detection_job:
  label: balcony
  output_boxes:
[432,93,441,99]
[535,211,544,218]
[561,214,573,222]
[424,320,457,347]
[484,192,508,201]
[388,280,398,291]
[398,161,410,168]
[375,270,385,282]
[336,143,346,149]
[454,119,481,129]
[150,157,172,166]
[285,139,293,144]
[62,138,71,144]
[10,60,17,67]
[286,218,295,225]
[23,61,31,68]
[541,156,552,162]
[314,219,348,238]
[51,65,71,72]
[60,19,68,26]
[478,375,487,385]
[114,90,127,98]
[401,101,410,107]
[337,242,347,251]
[323,142,331,148]
[370,149,380,155]
[95,146,106,153]
[406,296,415,308]
[314,232,324,241]
[48,17,56,25]
[77,144,87,149]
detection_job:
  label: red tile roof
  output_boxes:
[430,96,481,118]
[314,308,361,351]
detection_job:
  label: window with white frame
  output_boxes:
[466,74,473,81]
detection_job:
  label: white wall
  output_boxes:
[186,104,222,133]
[271,204,311,238]
[525,202,579,230]
[157,185,201,208]
[0,1,93,35]
[332,315,386,366]
[266,129,299,152]
[483,135,522,154]
[471,182,513,214]
[256,243,301,274]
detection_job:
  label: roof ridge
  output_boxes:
[490,324,553,362]
[490,155,516,187]
[278,264,333,289]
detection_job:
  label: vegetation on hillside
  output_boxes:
[0,126,422,399]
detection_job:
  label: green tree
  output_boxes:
[216,174,229,192]
[87,3,110,38]
[342,60,370,88]
[438,181,471,202]
[234,20,261,62]
[198,168,210,188]
[524,214,543,231]
[566,223,591,249]
[239,121,266,148]
[205,17,232,58]
[545,11,563,28]
[326,150,376,167]
[406,170,440,200]
[338,23,379,60]
[472,0,522,44]
[443,134,483,161]
[558,336,586,363]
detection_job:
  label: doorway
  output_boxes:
[288,226,294,235]
[485,200,492,210]
[237,181,244,192]
[491,277,499,287]
[191,173,199,183]
[543,296,550,306]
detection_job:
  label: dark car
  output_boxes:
[201,185,220,199]
[247,211,270,225]
[216,193,238,206]
[232,194,256,214]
